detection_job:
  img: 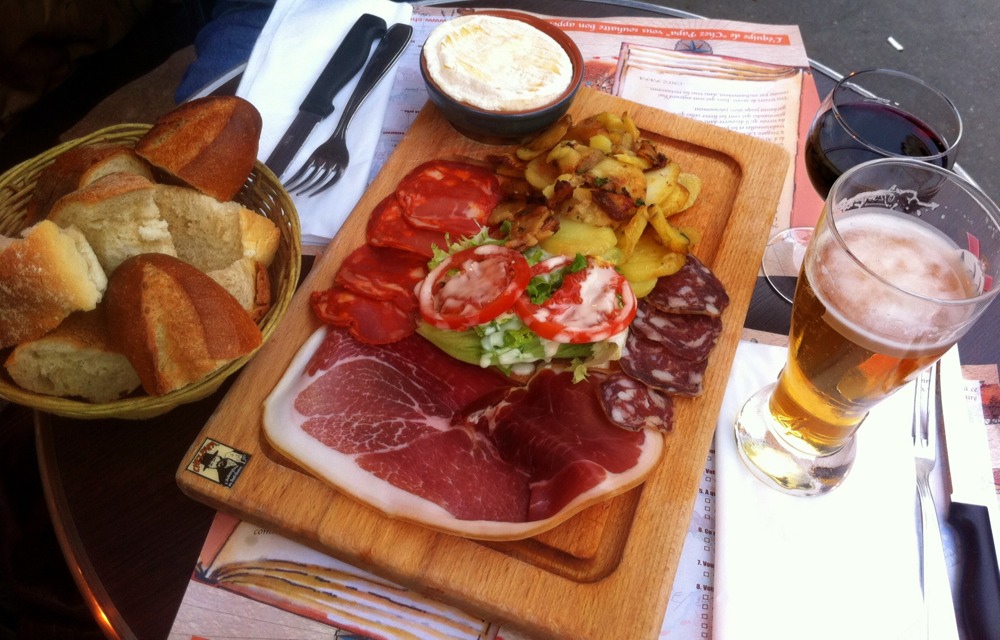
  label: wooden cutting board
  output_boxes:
[176,86,788,639]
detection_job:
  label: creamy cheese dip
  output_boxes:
[423,15,574,112]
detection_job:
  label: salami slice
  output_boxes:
[397,160,501,238]
[310,286,417,345]
[631,301,722,362]
[366,195,451,259]
[621,331,709,396]
[334,244,428,307]
[645,254,729,316]
[598,372,674,433]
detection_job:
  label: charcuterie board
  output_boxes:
[176,86,788,639]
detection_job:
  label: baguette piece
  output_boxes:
[26,143,153,224]
[4,310,141,403]
[104,253,262,395]
[152,183,280,272]
[153,183,245,272]
[0,221,107,348]
[238,208,281,267]
[135,96,262,201]
[47,172,176,273]
[207,257,272,322]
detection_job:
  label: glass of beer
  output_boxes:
[736,157,1000,495]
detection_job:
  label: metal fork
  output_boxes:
[912,360,960,639]
[284,23,412,197]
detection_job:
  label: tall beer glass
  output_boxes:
[736,158,1000,495]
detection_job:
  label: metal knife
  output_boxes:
[936,352,1000,640]
[265,13,387,177]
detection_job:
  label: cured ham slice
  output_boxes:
[396,160,501,238]
[263,327,664,540]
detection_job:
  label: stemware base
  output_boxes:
[761,227,812,304]
[734,382,857,496]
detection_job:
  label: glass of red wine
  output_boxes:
[763,69,963,302]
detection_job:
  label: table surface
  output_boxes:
[21,1,1000,639]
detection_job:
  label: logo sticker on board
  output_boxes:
[186,438,250,488]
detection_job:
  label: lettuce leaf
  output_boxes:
[416,315,597,373]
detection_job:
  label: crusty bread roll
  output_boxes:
[0,221,107,348]
[25,143,153,224]
[47,172,176,273]
[135,96,262,202]
[207,257,272,323]
[104,253,262,395]
[4,309,141,403]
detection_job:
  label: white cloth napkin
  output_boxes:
[713,340,925,640]
[236,0,413,246]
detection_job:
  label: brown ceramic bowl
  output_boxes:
[420,10,584,143]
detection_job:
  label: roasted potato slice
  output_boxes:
[517,114,573,161]
[587,157,646,202]
[629,277,658,298]
[559,185,617,227]
[677,172,702,211]
[525,155,561,191]
[540,218,618,258]
[617,229,687,283]
[616,205,649,261]
[647,204,696,253]
[644,162,684,210]
[588,134,612,154]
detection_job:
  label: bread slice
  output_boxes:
[207,257,272,322]
[135,96,262,201]
[26,143,153,224]
[153,184,245,272]
[46,173,176,273]
[4,309,141,403]
[104,253,262,395]
[238,208,281,267]
[0,221,107,348]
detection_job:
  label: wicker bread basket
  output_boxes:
[0,124,302,420]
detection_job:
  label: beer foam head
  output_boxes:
[810,209,976,355]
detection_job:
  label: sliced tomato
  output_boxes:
[417,245,531,331]
[514,255,637,344]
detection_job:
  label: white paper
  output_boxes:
[236,0,413,246]
[713,341,924,640]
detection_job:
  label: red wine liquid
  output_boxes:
[804,102,952,197]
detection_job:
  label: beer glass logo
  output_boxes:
[838,185,937,214]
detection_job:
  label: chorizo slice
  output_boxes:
[334,244,427,308]
[396,160,501,238]
[310,286,417,345]
[366,195,450,259]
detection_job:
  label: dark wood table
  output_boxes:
[15,1,1000,638]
